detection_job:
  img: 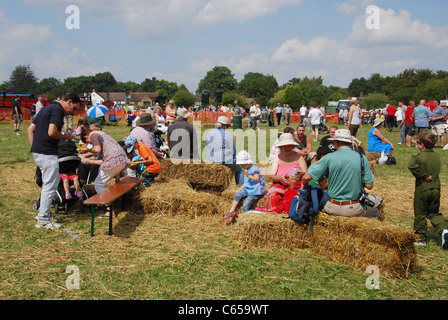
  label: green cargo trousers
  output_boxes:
[414,188,448,241]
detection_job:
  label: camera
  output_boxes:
[359,193,375,207]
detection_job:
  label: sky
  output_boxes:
[1,0,447,93]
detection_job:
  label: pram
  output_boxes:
[32,140,89,215]
[318,119,329,134]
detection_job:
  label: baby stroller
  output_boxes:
[318,120,329,134]
[32,140,89,215]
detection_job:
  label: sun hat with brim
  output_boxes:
[136,113,156,126]
[124,135,137,154]
[176,107,190,119]
[277,133,300,147]
[216,116,230,125]
[373,118,385,127]
[328,129,354,144]
[236,150,253,165]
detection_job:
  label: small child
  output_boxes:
[307,146,332,189]
[408,132,448,249]
[223,151,267,219]
[60,173,82,200]
[124,135,162,186]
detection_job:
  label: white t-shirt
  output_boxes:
[308,108,323,125]
[300,106,307,116]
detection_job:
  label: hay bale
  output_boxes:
[312,214,418,278]
[233,211,418,278]
[235,212,313,250]
[139,179,227,217]
[159,159,234,192]
[366,152,381,162]
[369,160,377,175]
[242,118,249,128]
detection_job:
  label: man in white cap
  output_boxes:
[302,129,375,218]
[166,107,199,159]
[206,116,244,186]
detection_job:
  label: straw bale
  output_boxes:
[139,179,227,218]
[312,214,418,278]
[366,152,381,162]
[159,159,234,192]
[242,118,249,128]
[235,212,313,250]
[233,211,418,278]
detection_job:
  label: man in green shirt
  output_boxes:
[408,132,448,249]
[303,129,374,217]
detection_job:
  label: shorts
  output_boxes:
[312,125,320,130]
[432,124,446,136]
[60,173,78,181]
[349,124,360,137]
[14,114,23,124]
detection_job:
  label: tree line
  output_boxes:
[2,64,447,110]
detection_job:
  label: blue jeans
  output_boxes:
[234,189,263,212]
[33,153,60,221]
[225,164,244,187]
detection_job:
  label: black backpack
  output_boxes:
[287,185,328,233]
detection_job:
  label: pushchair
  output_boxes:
[318,120,329,134]
[32,140,89,215]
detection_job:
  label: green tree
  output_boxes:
[140,77,159,92]
[269,89,285,106]
[222,92,249,108]
[283,85,304,109]
[115,81,140,94]
[172,90,196,108]
[63,75,95,95]
[196,66,238,97]
[361,93,390,110]
[36,77,65,101]
[93,72,117,92]
[7,65,39,94]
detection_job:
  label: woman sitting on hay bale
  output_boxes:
[265,133,307,214]
[367,118,394,156]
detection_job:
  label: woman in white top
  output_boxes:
[348,97,362,137]
[154,106,168,133]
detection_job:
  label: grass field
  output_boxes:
[1,118,448,301]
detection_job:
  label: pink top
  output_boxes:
[275,154,302,189]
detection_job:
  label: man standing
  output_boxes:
[398,100,408,145]
[430,100,446,147]
[30,93,80,229]
[413,100,432,137]
[385,104,397,132]
[300,105,307,124]
[284,104,292,126]
[308,104,323,142]
[206,116,244,187]
[302,129,375,218]
[12,96,23,135]
[167,107,199,160]
[275,103,283,126]
[36,96,44,115]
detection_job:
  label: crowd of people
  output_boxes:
[26,94,448,250]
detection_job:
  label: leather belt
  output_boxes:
[328,198,359,206]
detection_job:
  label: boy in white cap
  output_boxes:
[223,151,267,219]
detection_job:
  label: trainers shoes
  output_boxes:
[223,211,237,220]
[65,193,72,200]
[442,230,448,250]
[35,219,63,229]
[74,191,83,198]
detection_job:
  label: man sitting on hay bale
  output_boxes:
[302,129,376,218]
[166,108,200,160]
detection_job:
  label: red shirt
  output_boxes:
[387,105,397,116]
[405,107,414,125]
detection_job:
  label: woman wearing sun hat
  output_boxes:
[367,118,394,156]
[265,133,307,213]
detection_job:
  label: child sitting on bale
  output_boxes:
[408,132,448,249]
[223,151,267,219]
[124,135,162,187]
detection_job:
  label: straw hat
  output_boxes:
[328,129,354,144]
[373,118,384,128]
[350,97,358,103]
[236,150,253,165]
[136,113,157,126]
[277,133,299,147]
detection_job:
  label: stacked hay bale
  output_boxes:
[159,159,234,193]
[139,179,228,218]
[234,211,418,278]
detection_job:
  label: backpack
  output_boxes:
[287,185,328,233]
